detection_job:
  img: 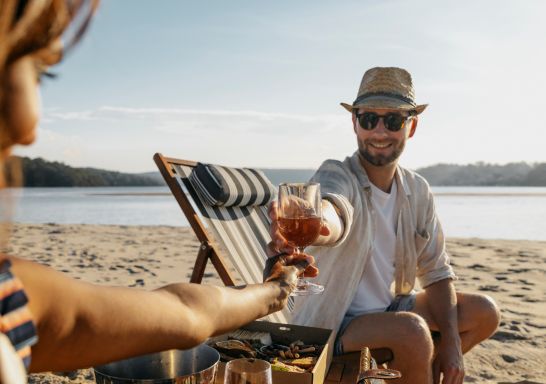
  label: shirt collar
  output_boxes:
[395,165,411,196]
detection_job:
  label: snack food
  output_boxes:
[210,336,323,373]
[270,359,307,373]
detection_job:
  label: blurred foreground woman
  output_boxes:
[0,0,316,379]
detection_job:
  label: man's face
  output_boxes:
[352,107,417,167]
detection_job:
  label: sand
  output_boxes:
[4,223,545,383]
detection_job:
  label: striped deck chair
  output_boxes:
[154,153,396,383]
[153,153,291,323]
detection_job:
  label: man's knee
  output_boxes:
[474,294,501,337]
[395,313,434,358]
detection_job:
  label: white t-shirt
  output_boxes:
[347,180,398,316]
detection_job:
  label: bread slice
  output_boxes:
[271,360,307,373]
[280,356,317,369]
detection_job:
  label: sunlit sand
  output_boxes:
[5,224,543,383]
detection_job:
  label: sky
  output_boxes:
[14,0,546,173]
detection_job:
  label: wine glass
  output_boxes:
[277,182,324,295]
[224,358,272,384]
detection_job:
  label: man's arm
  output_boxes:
[415,185,463,383]
[423,279,464,384]
[9,255,301,372]
[313,199,344,245]
[269,160,355,254]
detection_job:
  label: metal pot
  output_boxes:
[93,344,220,384]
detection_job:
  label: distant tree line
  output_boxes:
[5,157,546,187]
[8,157,162,187]
[263,163,546,187]
[415,162,546,186]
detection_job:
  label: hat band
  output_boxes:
[353,92,416,107]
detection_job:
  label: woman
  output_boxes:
[0,0,317,375]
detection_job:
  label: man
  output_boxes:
[269,67,500,384]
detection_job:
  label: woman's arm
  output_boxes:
[9,255,300,372]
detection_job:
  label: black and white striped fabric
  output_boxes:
[189,163,276,207]
[173,162,293,323]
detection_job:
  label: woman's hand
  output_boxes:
[262,251,318,310]
[263,250,318,283]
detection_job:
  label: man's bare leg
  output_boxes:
[340,311,434,384]
[338,293,499,383]
[413,291,500,353]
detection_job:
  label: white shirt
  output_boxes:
[292,153,456,334]
[347,179,398,316]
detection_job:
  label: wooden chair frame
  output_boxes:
[154,153,236,285]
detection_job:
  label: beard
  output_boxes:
[357,138,405,167]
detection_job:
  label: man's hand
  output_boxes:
[433,336,465,384]
[268,200,330,255]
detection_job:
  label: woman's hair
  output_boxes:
[0,0,99,67]
[0,0,99,187]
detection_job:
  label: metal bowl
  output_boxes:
[93,344,220,384]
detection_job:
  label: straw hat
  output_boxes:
[341,67,428,114]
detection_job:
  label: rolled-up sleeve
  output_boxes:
[416,193,457,288]
[310,160,354,246]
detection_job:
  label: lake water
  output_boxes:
[3,186,546,241]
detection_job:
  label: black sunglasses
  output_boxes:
[355,112,412,132]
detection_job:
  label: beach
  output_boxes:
[5,223,545,383]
